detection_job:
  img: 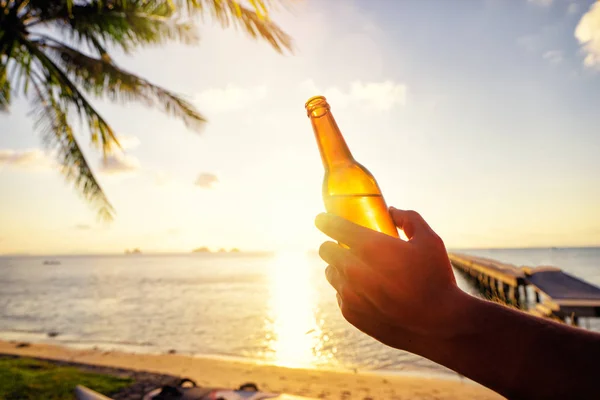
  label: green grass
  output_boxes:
[0,357,133,400]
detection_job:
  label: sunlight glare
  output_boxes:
[266,251,323,367]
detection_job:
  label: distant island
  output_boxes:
[125,248,142,254]
[192,247,240,253]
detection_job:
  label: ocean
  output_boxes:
[1,247,599,376]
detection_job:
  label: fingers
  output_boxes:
[320,241,371,286]
[339,306,412,351]
[339,305,384,337]
[319,242,374,293]
[325,264,342,288]
[320,241,356,270]
[389,207,433,240]
[315,213,403,254]
[326,265,367,310]
[315,213,370,249]
[321,241,385,312]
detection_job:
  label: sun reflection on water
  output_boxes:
[266,251,325,368]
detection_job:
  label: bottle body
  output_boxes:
[322,163,398,237]
[306,96,398,238]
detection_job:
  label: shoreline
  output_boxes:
[0,329,455,379]
[0,339,502,399]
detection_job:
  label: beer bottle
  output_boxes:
[305,95,398,238]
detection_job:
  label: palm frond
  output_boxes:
[0,33,14,112]
[0,36,10,112]
[30,73,115,221]
[27,0,199,55]
[0,65,10,111]
[26,0,292,54]
[41,38,205,130]
[188,0,293,53]
[19,34,120,153]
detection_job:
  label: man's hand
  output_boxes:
[316,207,466,349]
[316,207,600,400]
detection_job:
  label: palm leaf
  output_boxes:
[186,0,293,53]
[28,0,199,55]
[19,34,120,154]
[1,33,14,111]
[0,61,10,111]
[30,73,115,221]
[26,0,292,54]
[40,38,205,130]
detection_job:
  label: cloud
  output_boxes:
[567,3,579,15]
[196,84,267,113]
[0,149,55,170]
[195,173,219,188]
[74,224,92,230]
[349,81,408,110]
[117,135,141,150]
[528,0,552,6]
[543,50,563,64]
[575,2,600,69]
[301,79,407,111]
[99,153,141,175]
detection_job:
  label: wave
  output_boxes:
[0,328,155,348]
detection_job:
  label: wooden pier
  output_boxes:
[449,253,600,327]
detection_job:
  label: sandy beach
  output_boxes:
[0,340,502,399]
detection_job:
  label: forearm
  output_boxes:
[407,292,600,399]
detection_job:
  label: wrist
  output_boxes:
[427,288,480,341]
[399,290,485,371]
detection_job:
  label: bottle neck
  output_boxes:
[306,97,354,169]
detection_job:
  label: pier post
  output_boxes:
[496,280,502,299]
[514,285,522,308]
[504,284,512,305]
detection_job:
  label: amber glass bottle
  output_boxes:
[305,96,398,238]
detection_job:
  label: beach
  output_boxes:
[0,340,502,399]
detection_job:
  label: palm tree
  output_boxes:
[0,0,292,220]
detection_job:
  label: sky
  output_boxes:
[1,0,600,255]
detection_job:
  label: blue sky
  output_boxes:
[1,0,599,254]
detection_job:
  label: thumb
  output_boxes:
[389,208,432,240]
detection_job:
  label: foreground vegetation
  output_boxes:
[0,357,132,400]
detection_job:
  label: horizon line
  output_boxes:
[2,245,600,258]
